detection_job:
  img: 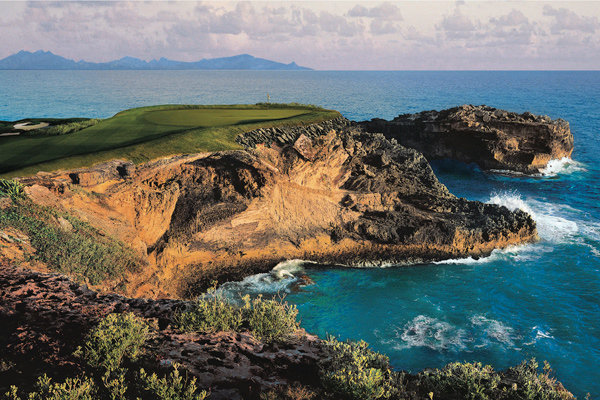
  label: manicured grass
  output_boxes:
[0,104,340,177]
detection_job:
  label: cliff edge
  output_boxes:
[16,119,537,297]
[360,105,574,174]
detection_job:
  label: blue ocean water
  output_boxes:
[1,70,599,397]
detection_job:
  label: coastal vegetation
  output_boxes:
[0,181,142,285]
[0,103,340,177]
[175,286,299,344]
[5,313,207,400]
[3,307,573,400]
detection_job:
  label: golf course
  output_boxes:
[0,104,340,177]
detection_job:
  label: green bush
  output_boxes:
[139,365,209,400]
[421,361,499,400]
[175,287,300,344]
[245,295,299,343]
[318,337,395,400]
[4,374,96,400]
[0,179,24,199]
[503,359,574,400]
[175,286,244,333]
[259,384,316,400]
[76,312,149,375]
[0,200,141,284]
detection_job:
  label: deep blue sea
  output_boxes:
[1,70,599,398]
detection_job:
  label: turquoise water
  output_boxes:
[1,70,599,397]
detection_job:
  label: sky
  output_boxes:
[1,1,599,70]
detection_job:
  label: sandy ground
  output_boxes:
[14,122,49,131]
[0,132,20,137]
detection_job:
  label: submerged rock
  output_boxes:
[19,119,537,297]
[360,104,574,174]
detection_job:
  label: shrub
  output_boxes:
[421,361,499,400]
[4,374,96,400]
[139,365,209,400]
[0,179,24,199]
[503,359,574,400]
[76,312,149,375]
[175,287,299,344]
[260,384,316,400]
[175,286,244,333]
[318,337,395,400]
[245,294,299,343]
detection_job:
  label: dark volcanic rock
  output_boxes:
[18,118,537,297]
[235,116,350,148]
[0,266,321,400]
[360,105,574,174]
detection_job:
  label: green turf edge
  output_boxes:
[1,104,340,179]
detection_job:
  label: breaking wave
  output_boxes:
[217,259,315,298]
[433,244,543,265]
[489,158,585,178]
[487,191,578,243]
[538,157,586,177]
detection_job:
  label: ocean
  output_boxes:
[1,70,599,397]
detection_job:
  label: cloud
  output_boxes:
[490,10,529,27]
[438,10,476,39]
[370,20,399,35]
[1,1,600,70]
[348,3,402,21]
[543,5,599,34]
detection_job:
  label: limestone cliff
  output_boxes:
[360,105,574,174]
[17,120,537,298]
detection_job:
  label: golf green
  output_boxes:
[0,104,339,177]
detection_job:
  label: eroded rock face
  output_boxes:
[360,105,574,174]
[0,266,321,400]
[18,121,537,297]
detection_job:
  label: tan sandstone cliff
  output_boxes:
[15,121,537,298]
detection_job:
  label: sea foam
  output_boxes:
[217,259,313,298]
[538,157,586,177]
[487,191,578,243]
[394,315,468,351]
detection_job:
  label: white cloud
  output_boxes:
[348,3,402,21]
[0,1,599,70]
[438,10,477,39]
[543,5,599,34]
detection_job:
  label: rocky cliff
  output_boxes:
[360,105,574,174]
[16,119,537,298]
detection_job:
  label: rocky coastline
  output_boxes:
[15,117,536,298]
[360,105,574,174]
[0,104,580,399]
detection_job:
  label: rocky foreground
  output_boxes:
[0,266,321,399]
[360,105,574,174]
[18,118,536,298]
[0,265,575,400]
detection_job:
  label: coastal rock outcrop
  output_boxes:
[360,105,574,174]
[0,266,321,400]
[18,120,537,297]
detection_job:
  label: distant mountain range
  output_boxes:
[0,50,311,71]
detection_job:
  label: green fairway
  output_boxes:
[0,104,340,177]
